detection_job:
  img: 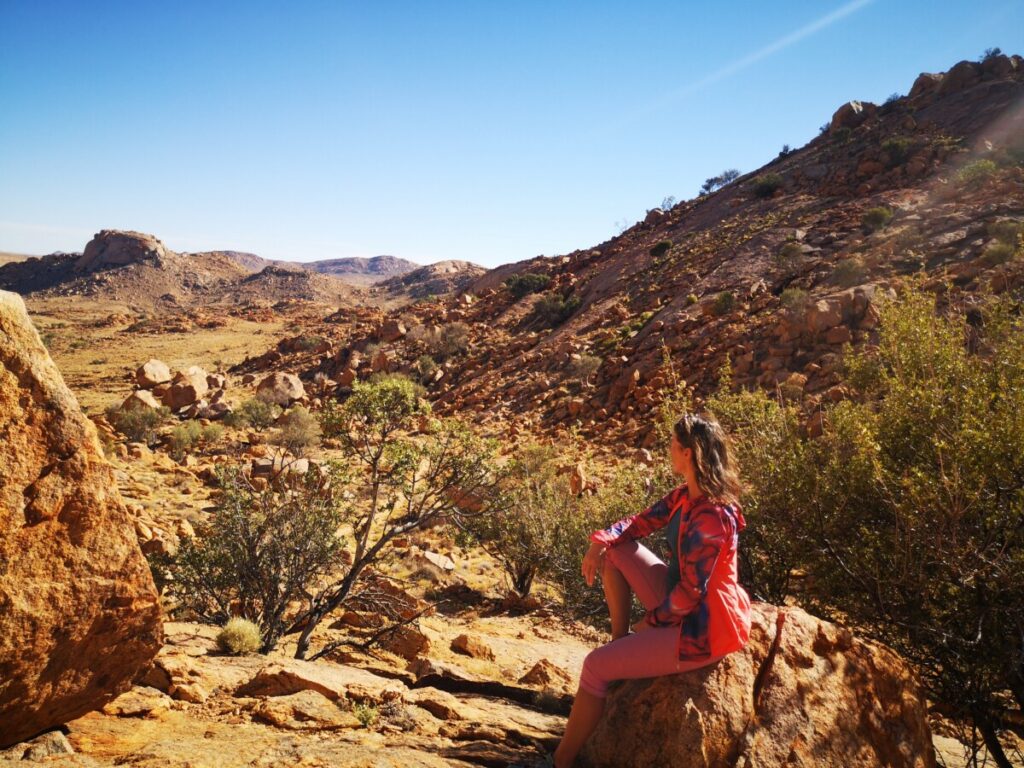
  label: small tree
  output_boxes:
[300,377,505,659]
[505,273,552,299]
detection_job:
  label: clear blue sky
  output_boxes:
[1,1,1021,268]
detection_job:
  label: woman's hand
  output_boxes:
[582,542,606,586]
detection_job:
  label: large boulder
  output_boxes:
[0,290,162,747]
[135,358,172,389]
[582,603,935,768]
[256,371,306,406]
[162,365,209,410]
[73,229,168,273]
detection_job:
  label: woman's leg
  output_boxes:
[556,627,727,767]
[601,541,669,638]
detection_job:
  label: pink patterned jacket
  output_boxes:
[589,483,752,661]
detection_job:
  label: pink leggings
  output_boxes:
[578,540,727,698]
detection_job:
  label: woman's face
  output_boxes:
[670,432,692,476]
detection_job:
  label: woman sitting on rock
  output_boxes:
[552,412,753,768]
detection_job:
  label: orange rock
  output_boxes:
[0,292,161,747]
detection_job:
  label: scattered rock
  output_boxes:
[451,634,495,661]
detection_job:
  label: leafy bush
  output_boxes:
[413,354,439,384]
[504,273,551,299]
[168,421,203,461]
[751,173,783,199]
[105,403,171,445]
[980,241,1016,267]
[353,703,379,728]
[780,287,809,313]
[303,377,504,659]
[831,257,867,287]
[223,398,281,432]
[534,293,581,327]
[685,293,698,306]
[709,284,1024,761]
[568,353,602,384]
[459,442,575,598]
[988,220,1023,245]
[861,206,893,233]
[881,136,912,166]
[712,291,736,316]
[169,463,349,653]
[649,240,672,259]
[427,322,471,361]
[775,242,804,263]
[271,405,321,456]
[216,617,262,655]
[954,159,998,189]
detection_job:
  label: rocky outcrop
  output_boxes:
[582,602,935,768]
[0,290,162,747]
[74,229,168,273]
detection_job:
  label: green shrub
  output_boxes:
[168,421,203,461]
[954,159,998,189]
[106,404,171,445]
[534,293,581,327]
[685,293,698,306]
[831,257,867,287]
[751,173,784,199]
[568,353,602,384]
[201,424,224,444]
[980,241,1016,267]
[271,405,321,456]
[413,354,439,384]
[649,240,672,259]
[353,703,379,728]
[987,220,1023,245]
[709,285,1024,759]
[427,321,471,361]
[881,136,912,166]
[216,617,262,655]
[223,398,281,432]
[712,291,736,316]
[833,126,852,144]
[780,287,809,313]
[169,463,349,653]
[775,242,804,263]
[861,206,893,233]
[504,273,552,299]
[459,442,575,598]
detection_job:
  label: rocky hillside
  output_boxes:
[376,260,489,301]
[0,230,365,311]
[229,53,1024,455]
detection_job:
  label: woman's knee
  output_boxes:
[579,648,611,699]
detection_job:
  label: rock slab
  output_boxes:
[0,290,162,747]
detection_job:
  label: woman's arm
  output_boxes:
[644,504,730,627]
[589,484,688,549]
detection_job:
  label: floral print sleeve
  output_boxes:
[589,485,688,548]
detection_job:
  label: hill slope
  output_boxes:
[231,53,1024,454]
